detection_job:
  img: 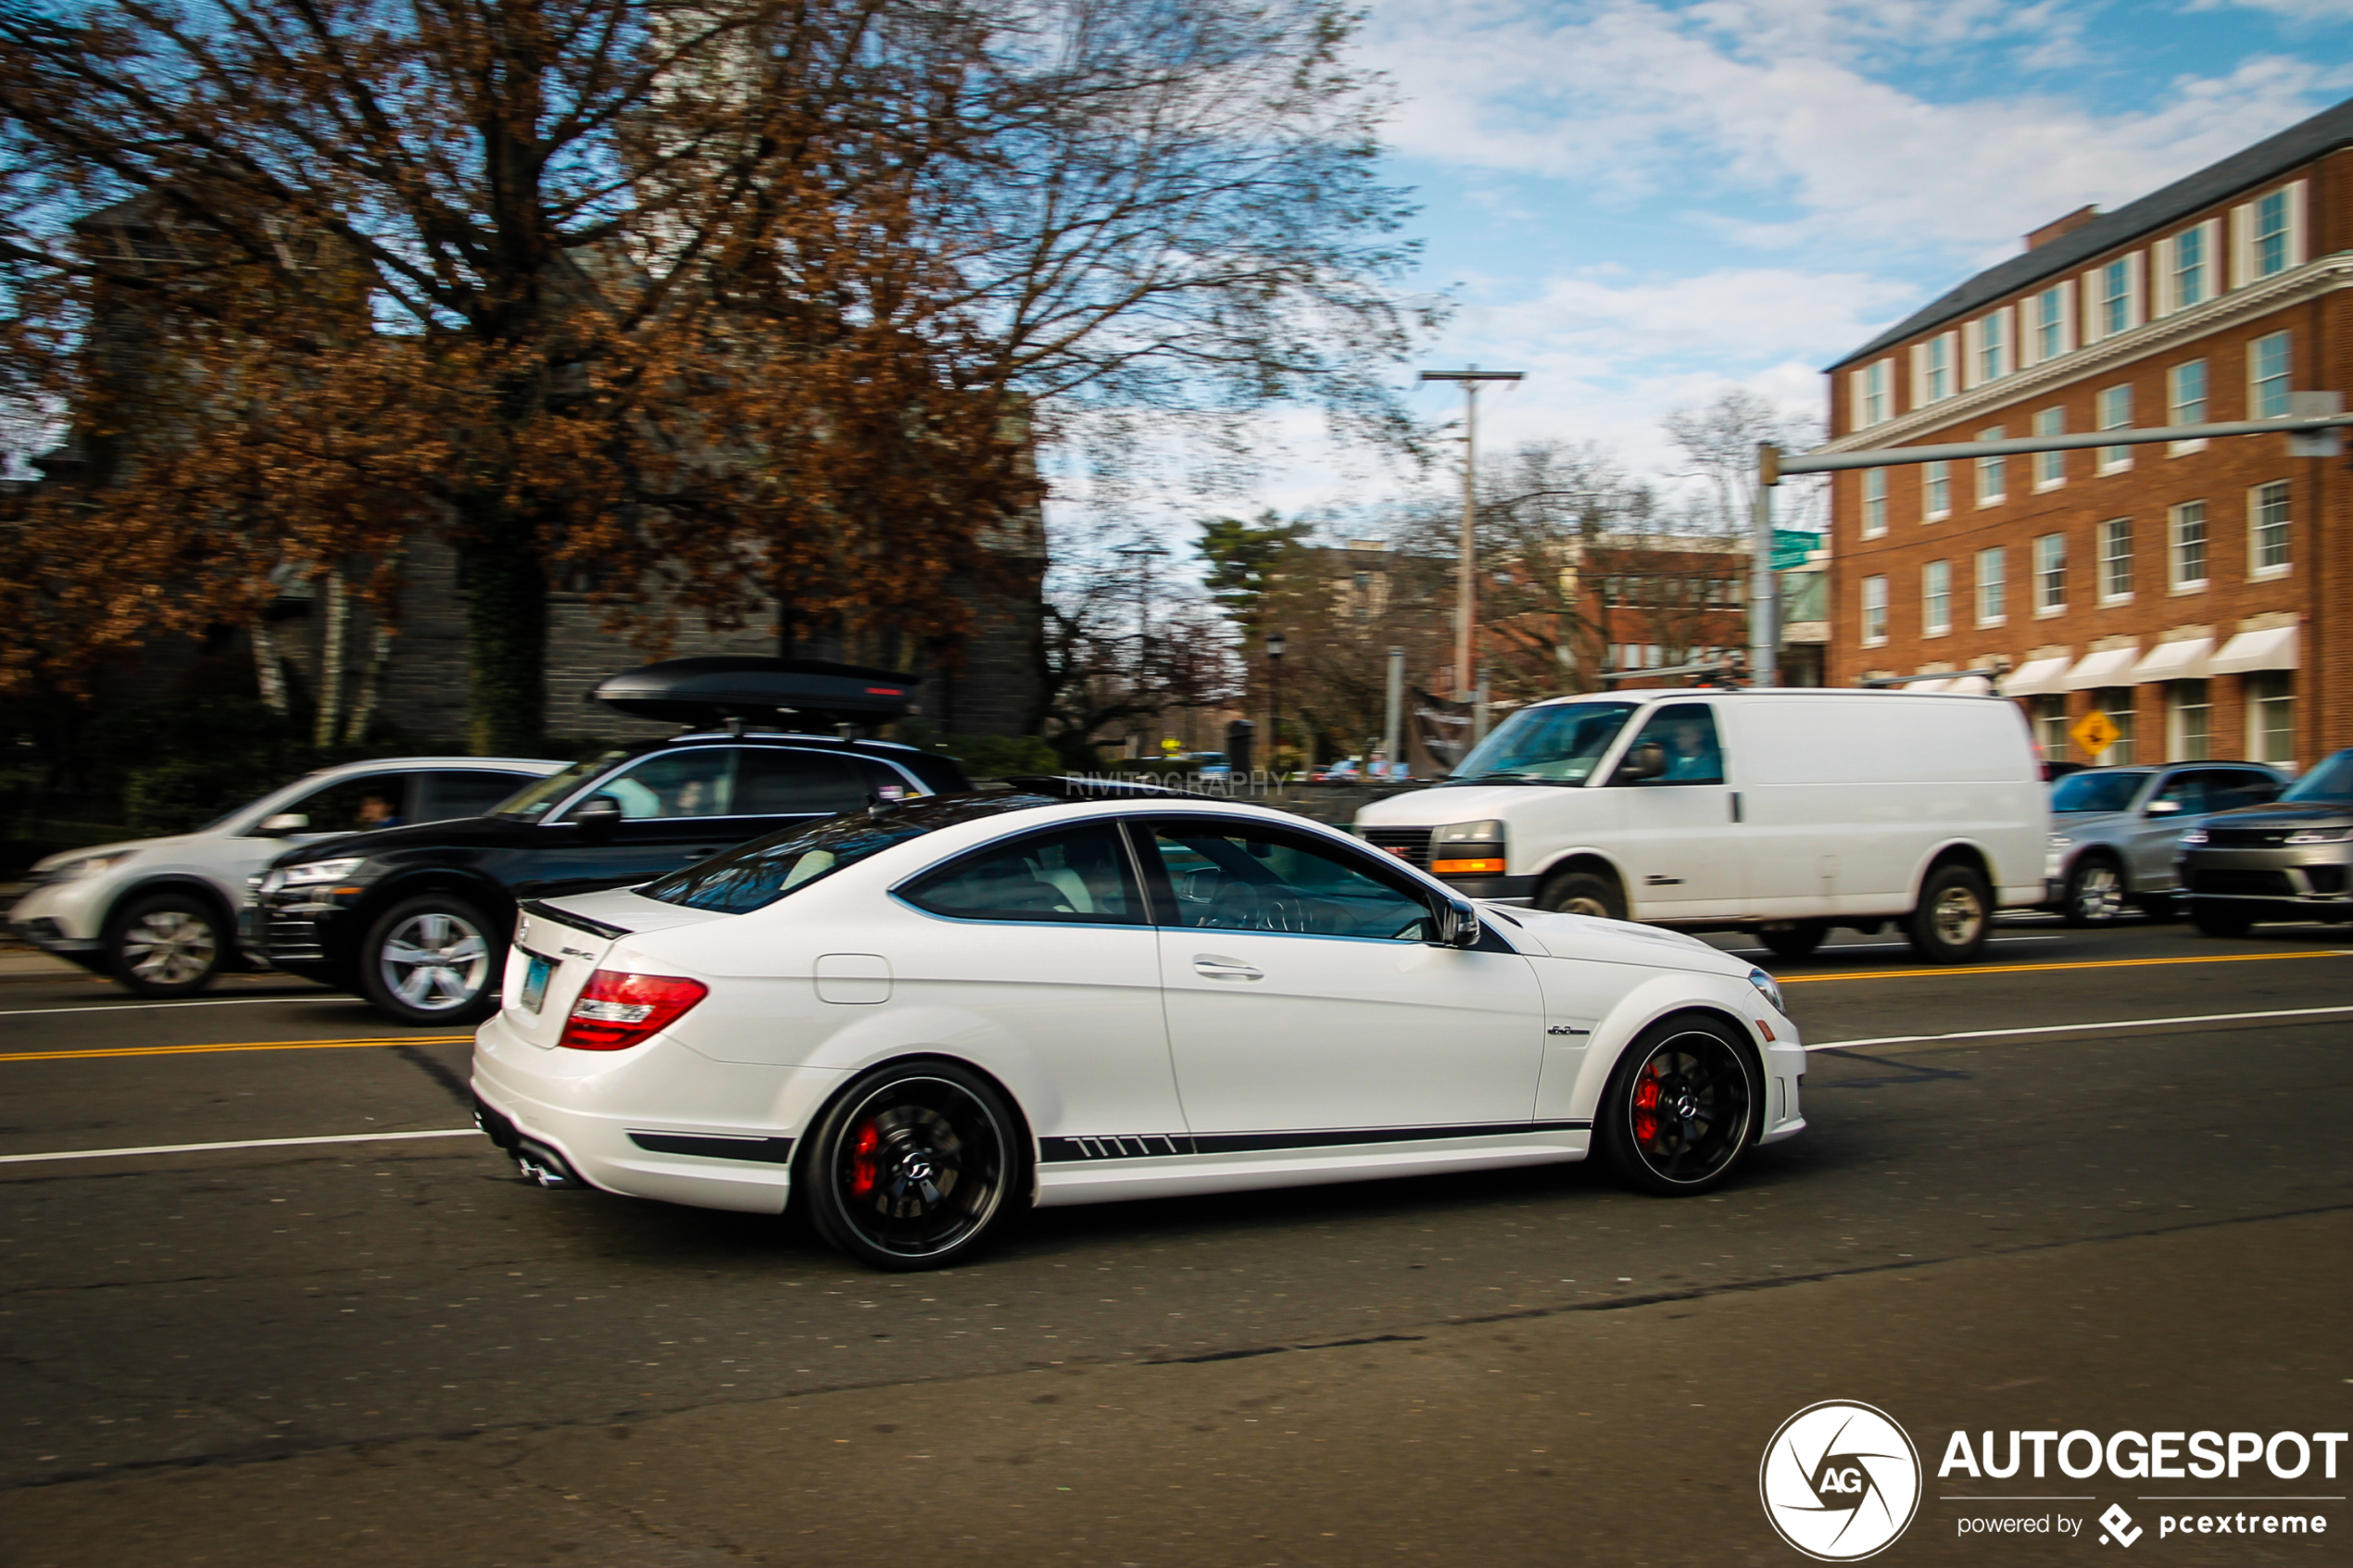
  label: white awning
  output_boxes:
[2210,625,2299,674]
[1944,674,1994,696]
[2065,646,2143,692]
[1905,677,1953,694]
[2004,656,2072,696]
[2129,638,2213,684]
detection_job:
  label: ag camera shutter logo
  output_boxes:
[1760,1400,1923,1561]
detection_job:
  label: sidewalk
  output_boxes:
[6,1209,2341,1566]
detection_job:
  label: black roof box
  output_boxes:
[590,657,917,725]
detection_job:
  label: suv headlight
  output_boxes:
[2286,827,2352,845]
[277,857,365,888]
[1431,820,1507,875]
[2177,827,2208,847]
[1748,967,1786,1015]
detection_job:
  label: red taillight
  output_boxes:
[557,970,709,1051]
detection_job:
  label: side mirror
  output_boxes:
[1431,896,1481,948]
[2145,798,2182,816]
[258,812,309,836]
[1614,742,1667,784]
[571,796,623,834]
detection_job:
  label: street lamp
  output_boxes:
[1265,630,1288,775]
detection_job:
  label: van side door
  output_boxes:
[1606,701,1746,918]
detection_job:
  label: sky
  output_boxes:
[1147,0,2353,542]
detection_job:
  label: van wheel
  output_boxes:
[2059,855,2125,926]
[1906,864,1991,963]
[1756,922,1827,960]
[106,891,225,997]
[359,894,502,1025]
[2189,898,2254,938]
[1537,871,1626,921]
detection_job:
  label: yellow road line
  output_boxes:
[1782,949,2346,985]
[3,1035,470,1063]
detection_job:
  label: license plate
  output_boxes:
[520,951,555,1014]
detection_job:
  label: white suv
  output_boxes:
[7,756,562,997]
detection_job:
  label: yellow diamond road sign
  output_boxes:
[2071,709,2120,757]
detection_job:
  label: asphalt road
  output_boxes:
[4,915,2350,1566]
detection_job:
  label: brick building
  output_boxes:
[1819,96,2352,771]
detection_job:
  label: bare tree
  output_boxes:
[1661,388,1824,536]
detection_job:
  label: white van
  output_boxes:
[1353,688,2046,962]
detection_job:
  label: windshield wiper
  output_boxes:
[1445,770,1560,784]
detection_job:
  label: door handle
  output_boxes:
[1730,791,1743,823]
[1192,954,1263,982]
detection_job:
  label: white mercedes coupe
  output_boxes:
[471,785,1806,1270]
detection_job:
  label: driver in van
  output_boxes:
[1661,718,1721,782]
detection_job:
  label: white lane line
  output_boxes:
[1728,936,2064,957]
[1807,1004,2353,1053]
[0,995,364,1019]
[0,1128,481,1165]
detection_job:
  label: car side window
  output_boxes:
[736,750,887,816]
[417,770,535,822]
[1147,823,1433,940]
[274,773,418,834]
[1622,703,1725,785]
[2208,770,2280,812]
[900,825,1142,924]
[576,749,737,821]
[2153,772,2209,814]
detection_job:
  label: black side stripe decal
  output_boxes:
[627,1131,795,1163]
[1039,1121,1590,1164]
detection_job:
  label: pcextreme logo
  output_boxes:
[1761,1400,1925,1561]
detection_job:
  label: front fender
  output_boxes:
[1554,971,1790,1126]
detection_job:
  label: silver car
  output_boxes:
[2045,762,2286,924]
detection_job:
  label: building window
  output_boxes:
[2255,189,2291,278]
[2171,226,2208,310]
[1854,359,1892,429]
[2097,383,2133,472]
[2250,330,2291,420]
[2032,286,2067,363]
[2032,696,2069,760]
[1975,546,2006,626]
[1924,334,1953,402]
[2100,517,2133,603]
[2170,680,2211,762]
[1976,425,2006,506]
[2098,257,2133,336]
[2250,480,2291,576]
[2035,533,2067,614]
[2246,672,2295,767]
[1977,312,2007,382]
[2033,408,2065,490]
[1861,468,1887,537]
[1923,460,1951,521]
[2169,501,2208,591]
[2090,688,2135,764]
[1861,575,1888,646]
[2168,359,2208,456]
[1922,559,1951,637]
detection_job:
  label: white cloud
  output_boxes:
[2187,0,2353,22]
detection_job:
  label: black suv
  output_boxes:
[245,659,968,1023]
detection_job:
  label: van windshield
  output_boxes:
[1443,700,1637,785]
[2280,750,2353,804]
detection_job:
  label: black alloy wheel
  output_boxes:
[802,1061,1024,1271]
[1906,863,1992,963]
[1756,921,1828,960]
[2059,854,2125,927]
[359,893,502,1025]
[1596,1016,1758,1196]
[106,890,226,997]
[2188,897,2256,938]
[1538,870,1626,921]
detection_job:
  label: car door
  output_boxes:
[1608,701,1746,918]
[2133,770,2211,891]
[1142,817,1545,1141]
[891,820,1184,1149]
[257,770,432,840]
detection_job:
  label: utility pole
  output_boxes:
[1420,368,1524,730]
[1750,442,1779,688]
[1114,541,1168,756]
[1383,645,1404,782]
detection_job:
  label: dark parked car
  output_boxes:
[2178,747,2353,936]
[2044,761,2285,924]
[245,659,968,1023]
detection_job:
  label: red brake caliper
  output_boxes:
[1632,1061,1662,1147]
[849,1122,881,1198]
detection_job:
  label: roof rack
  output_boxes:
[591,657,916,727]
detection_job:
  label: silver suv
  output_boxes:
[2045,762,2286,925]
